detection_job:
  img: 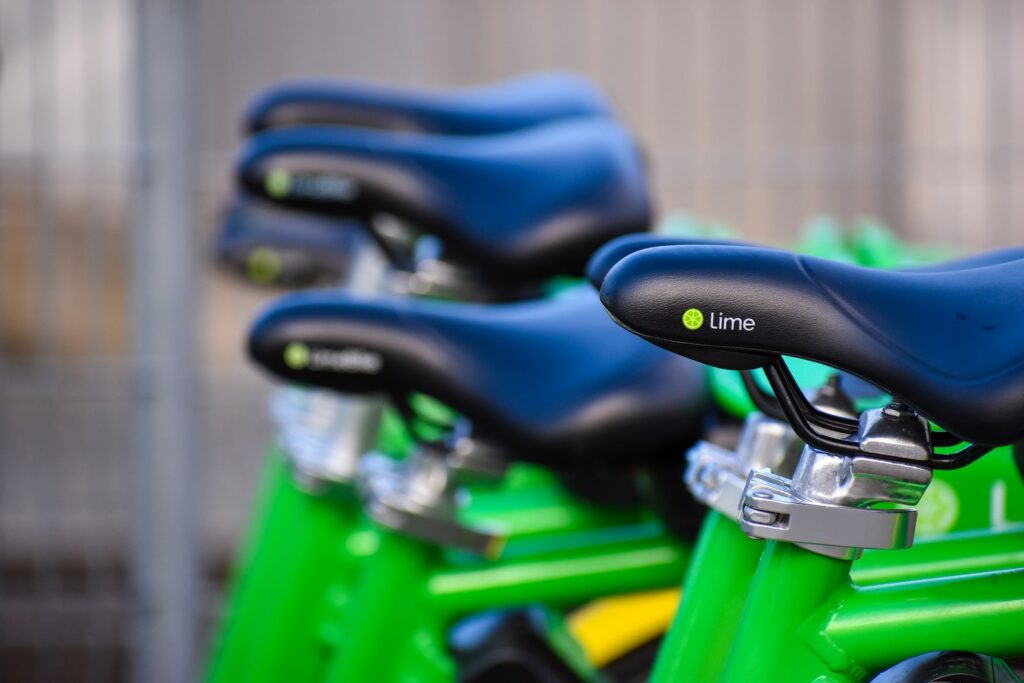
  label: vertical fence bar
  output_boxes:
[131,0,199,681]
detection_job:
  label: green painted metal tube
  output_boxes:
[461,477,651,540]
[650,512,764,683]
[819,567,1024,676]
[721,542,854,683]
[498,520,669,561]
[324,531,442,683]
[203,449,365,683]
[427,537,689,619]
[853,524,1024,585]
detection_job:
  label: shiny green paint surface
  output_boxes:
[495,519,667,562]
[820,567,1024,675]
[916,446,1024,537]
[703,537,1024,682]
[203,449,371,683]
[324,531,451,683]
[721,542,854,683]
[853,523,1024,585]
[428,534,689,619]
[205,382,684,677]
[205,446,689,682]
[317,526,688,682]
[461,474,653,541]
[650,511,763,683]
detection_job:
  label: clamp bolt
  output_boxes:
[700,466,719,491]
[742,505,778,526]
[882,401,913,419]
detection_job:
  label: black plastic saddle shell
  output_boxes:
[588,234,1024,291]
[244,71,612,135]
[249,288,708,469]
[587,234,746,290]
[600,245,1024,446]
[237,118,651,283]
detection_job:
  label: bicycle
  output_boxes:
[238,285,705,681]
[206,106,666,682]
[600,241,1024,682]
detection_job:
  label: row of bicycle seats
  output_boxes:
[221,71,650,298]
[209,69,1024,683]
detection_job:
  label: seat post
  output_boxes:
[685,378,850,526]
[275,230,392,491]
[739,401,934,559]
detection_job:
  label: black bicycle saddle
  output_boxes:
[587,235,1024,291]
[244,71,611,135]
[248,288,707,467]
[601,245,1024,446]
[587,234,745,289]
[238,118,650,284]
[215,196,365,287]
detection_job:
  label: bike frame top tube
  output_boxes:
[717,538,1024,683]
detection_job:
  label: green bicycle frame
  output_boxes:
[648,508,1024,682]
[651,511,764,682]
[205,445,679,683]
[206,220,721,680]
[210,220,1017,682]
[719,536,1024,683]
[322,522,689,682]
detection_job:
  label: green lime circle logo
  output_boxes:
[682,308,704,331]
[916,478,960,537]
[265,168,293,198]
[247,247,282,284]
[283,342,310,370]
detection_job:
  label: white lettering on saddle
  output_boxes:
[709,312,756,332]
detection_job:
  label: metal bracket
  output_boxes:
[686,413,801,520]
[738,404,934,559]
[358,450,505,557]
[740,470,918,560]
[686,441,749,519]
[271,387,382,493]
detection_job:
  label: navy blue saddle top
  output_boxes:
[238,118,651,283]
[600,245,1024,446]
[248,288,707,466]
[244,71,611,135]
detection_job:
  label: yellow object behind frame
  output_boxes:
[567,588,682,668]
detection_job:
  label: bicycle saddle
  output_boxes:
[248,288,707,467]
[588,235,1024,290]
[216,196,363,286]
[601,245,1024,446]
[587,234,743,289]
[238,119,650,282]
[244,71,611,135]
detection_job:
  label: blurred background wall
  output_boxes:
[1,0,1023,680]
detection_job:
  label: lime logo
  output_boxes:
[682,308,704,330]
[283,342,310,370]
[688,310,757,333]
[265,168,293,198]
[916,478,959,537]
[282,344,383,374]
[247,247,282,284]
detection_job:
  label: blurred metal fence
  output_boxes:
[0,1,270,680]
[2,0,1024,681]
